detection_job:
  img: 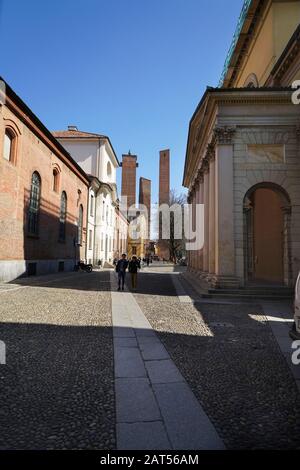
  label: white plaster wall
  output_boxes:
[98,141,117,184]
[58,139,98,176]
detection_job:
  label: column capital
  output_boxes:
[202,158,210,174]
[206,142,215,162]
[213,126,236,145]
[197,168,204,184]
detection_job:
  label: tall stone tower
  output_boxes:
[159,149,170,205]
[158,149,170,259]
[121,152,138,209]
[139,177,151,239]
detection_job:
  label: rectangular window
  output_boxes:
[88,229,93,250]
[90,195,94,217]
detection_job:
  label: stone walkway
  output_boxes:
[110,271,225,450]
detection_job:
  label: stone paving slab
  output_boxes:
[114,337,138,348]
[115,378,162,423]
[114,347,147,378]
[139,342,170,361]
[117,422,171,450]
[153,382,225,450]
[145,359,185,384]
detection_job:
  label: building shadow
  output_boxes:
[0,314,299,449]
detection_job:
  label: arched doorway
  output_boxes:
[243,183,291,285]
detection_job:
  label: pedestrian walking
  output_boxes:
[146,257,150,267]
[116,253,128,291]
[128,255,140,290]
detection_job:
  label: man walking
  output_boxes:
[128,255,140,290]
[116,253,128,291]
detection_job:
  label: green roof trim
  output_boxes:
[219,0,252,87]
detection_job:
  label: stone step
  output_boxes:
[207,288,293,296]
[203,292,293,300]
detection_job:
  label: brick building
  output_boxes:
[0,78,89,281]
[121,152,138,210]
[158,149,170,259]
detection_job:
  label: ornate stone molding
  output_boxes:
[213,126,236,144]
[206,142,215,162]
[241,129,291,145]
[202,158,210,174]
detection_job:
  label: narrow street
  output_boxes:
[0,265,300,449]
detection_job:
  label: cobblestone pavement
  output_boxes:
[0,271,115,450]
[133,268,300,449]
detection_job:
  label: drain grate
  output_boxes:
[207,322,235,328]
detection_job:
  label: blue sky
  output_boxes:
[0,0,243,202]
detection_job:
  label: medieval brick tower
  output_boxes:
[158,149,170,259]
[121,152,138,209]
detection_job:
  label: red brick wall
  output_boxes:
[159,149,170,205]
[0,103,89,265]
[121,154,137,209]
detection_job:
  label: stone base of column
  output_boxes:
[209,274,240,289]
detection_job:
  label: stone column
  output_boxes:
[187,192,192,270]
[203,162,210,274]
[208,154,216,275]
[191,189,196,269]
[214,127,238,287]
[198,174,204,272]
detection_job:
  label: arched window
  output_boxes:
[53,168,59,192]
[244,73,259,88]
[78,204,83,245]
[3,128,16,163]
[107,161,112,178]
[28,172,41,235]
[59,191,67,241]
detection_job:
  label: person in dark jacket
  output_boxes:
[128,255,140,290]
[116,253,128,291]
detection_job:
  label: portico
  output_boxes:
[184,88,300,289]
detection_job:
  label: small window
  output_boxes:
[53,168,59,192]
[132,246,137,255]
[3,128,16,163]
[28,172,41,235]
[78,205,83,245]
[90,194,94,217]
[107,161,112,177]
[88,229,93,250]
[59,191,67,241]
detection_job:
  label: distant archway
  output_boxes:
[243,183,291,285]
[244,73,259,88]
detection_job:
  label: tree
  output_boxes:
[156,189,187,263]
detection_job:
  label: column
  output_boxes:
[214,132,236,282]
[191,189,196,269]
[208,155,216,275]
[198,175,204,272]
[203,165,210,273]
